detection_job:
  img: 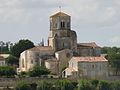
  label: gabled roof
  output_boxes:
[0,54,9,58]
[50,12,70,18]
[77,42,100,48]
[0,56,5,61]
[64,67,78,72]
[28,46,53,51]
[71,57,107,62]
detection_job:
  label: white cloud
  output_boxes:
[0,0,60,24]
[62,0,120,28]
[0,0,119,26]
[109,36,120,43]
[0,0,119,47]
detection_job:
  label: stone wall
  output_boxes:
[77,47,101,56]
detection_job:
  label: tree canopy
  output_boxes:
[28,65,50,77]
[15,81,31,90]
[0,66,16,77]
[101,47,120,54]
[6,55,19,66]
[0,41,12,54]
[11,39,35,58]
[102,47,120,75]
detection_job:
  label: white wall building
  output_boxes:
[0,56,6,66]
[63,57,108,79]
[18,46,54,72]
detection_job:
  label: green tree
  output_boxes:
[6,55,19,66]
[101,47,111,54]
[15,81,31,90]
[37,80,52,90]
[0,66,16,77]
[19,71,28,77]
[108,50,120,75]
[99,80,112,90]
[55,80,75,90]
[11,39,35,58]
[0,41,13,54]
[78,80,93,90]
[113,81,120,90]
[90,79,99,90]
[29,66,50,77]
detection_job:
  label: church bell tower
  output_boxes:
[50,12,71,30]
[48,12,77,52]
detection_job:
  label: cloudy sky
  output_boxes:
[0,0,120,47]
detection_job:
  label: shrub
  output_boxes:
[19,71,28,77]
[99,80,112,90]
[78,80,94,90]
[55,79,75,90]
[0,66,16,77]
[15,81,31,90]
[37,80,52,90]
[90,79,99,89]
[28,66,50,77]
[113,81,120,90]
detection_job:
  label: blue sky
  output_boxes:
[0,0,120,47]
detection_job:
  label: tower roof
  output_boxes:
[50,12,70,18]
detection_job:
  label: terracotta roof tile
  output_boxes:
[77,42,100,48]
[0,56,5,60]
[28,46,53,51]
[65,67,78,72]
[72,57,107,62]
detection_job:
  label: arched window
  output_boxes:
[61,22,63,28]
[92,64,95,68]
[61,21,65,28]
[55,23,57,28]
[67,22,70,28]
[31,59,33,64]
[63,43,64,48]
[22,59,24,68]
[62,22,65,28]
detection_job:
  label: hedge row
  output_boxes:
[15,79,120,90]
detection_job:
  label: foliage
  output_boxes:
[37,80,52,90]
[101,47,120,74]
[107,50,120,75]
[55,79,75,90]
[15,81,31,90]
[10,39,35,58]
[90,79,99,89]
[6,55,19,66]
[13,79,120,90]
[101,47,111,54]
[101,47,120,54]
[0,66,16,77]
[78,80,94,90]
[19,71,28,77]
[99,80,112,90]
[0,41,12,54]
[37,79,75,90]
[0,46,9,54]
[113,81,120,90]
[28,66,50,77]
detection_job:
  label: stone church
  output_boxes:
[18,11,107,79]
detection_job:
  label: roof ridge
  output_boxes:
[72,56,107,62]
[50,11,70,17]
